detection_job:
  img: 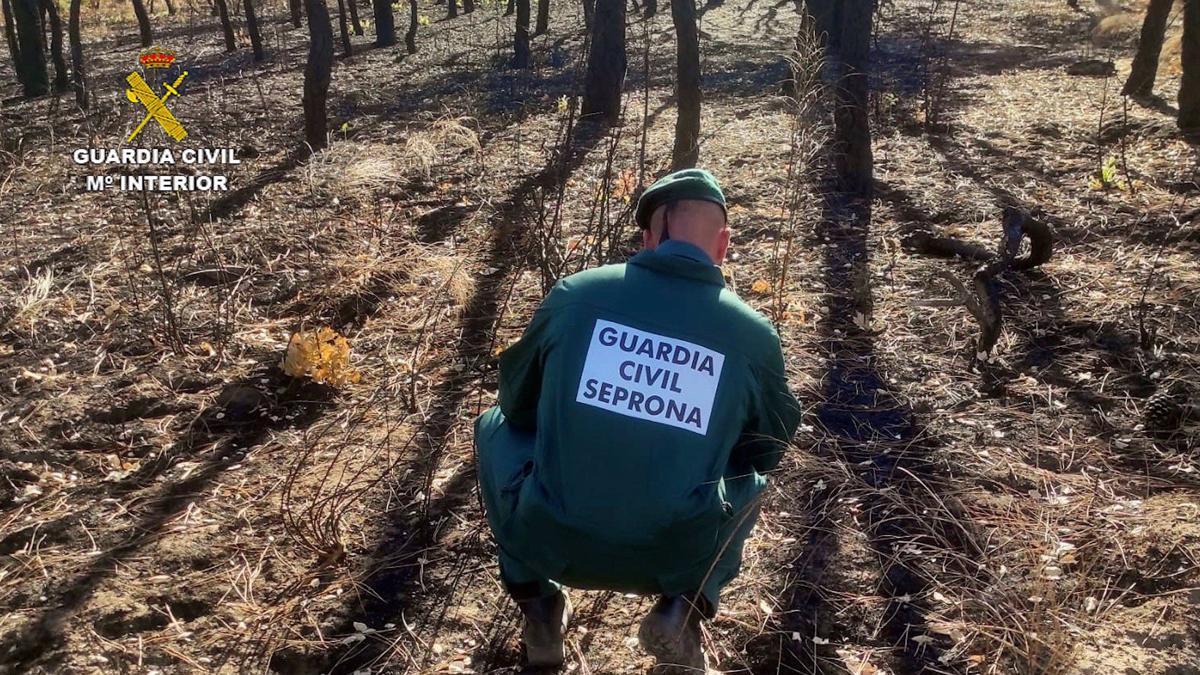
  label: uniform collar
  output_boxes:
[629,245,726,287]
[654,240,714,265]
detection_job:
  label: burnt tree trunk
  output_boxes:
[303,0,333,151]
[336,0,351,55]
[513,0,530,67]
[447,0,456,18]
[405,0,416,52]
[830,0,872,196]
[582,0,625,124]
[805,0,840,50]
[1181,0,1200,130]
[534,0,548,34]
[130,0,152,46]
[68,0,86,107]
[463,0,473,13]
[643,0,655,17]
[372,0,394,45]
[214,0,235,52]
[12,0,48,97]
[505,0,513,16]
[348,0,361,34]
[670,0,700,168]
[163,0,174,14]
[38,0,67,91]
[244,0,264,60]
[1123,0,1174,97]
[289,0,302,26]
[582,0,593,28]
[3,0,19,71]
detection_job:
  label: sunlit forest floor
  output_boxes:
[1,0,1198,673]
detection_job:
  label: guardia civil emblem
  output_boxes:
[125,46,188,142]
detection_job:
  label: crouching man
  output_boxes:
[475,169,801,672]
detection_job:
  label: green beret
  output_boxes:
[634,168,727,230]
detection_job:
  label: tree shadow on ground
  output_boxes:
[201,147,307,221]
[750,483,852,675]
[804,190,960,675]
[269,120,610,675]
[0,364,337,672]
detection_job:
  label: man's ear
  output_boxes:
[642,227,654,250]
[715,227,731,264]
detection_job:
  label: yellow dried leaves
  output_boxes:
[282,327,362,386]
[610,169,637,204]
[750,279,772,295]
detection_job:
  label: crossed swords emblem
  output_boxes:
[125,70,189,142]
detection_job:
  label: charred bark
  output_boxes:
[514,0,530,67]
[915,208,1055,357]
[336,0,351,55]
[245,0,264,61]
[582,0,593,27]
[670,0,700,168]
[405,0,416,52]
[2,0,19,70]
[582,0,625,124]
[214,0,236,52]
[643,0,656,17]
[1180,0,1200,131]
[805,0,840,50]
[130,0,152,46]
[68,0,86,107]
[372,0,394,45]
[831,0,872,196]
[1123,0,1173,97]
[12,0,48,97]
[290,0,302,27]
[348,0,362,35]
[534,0,548,34]
[39,0,67,92]
[303,0,333,152]
[447,0,456,18]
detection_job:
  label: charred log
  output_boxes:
[917,207,1055,358]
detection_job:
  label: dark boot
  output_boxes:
[637,595,707,674]
[517,590,572,667]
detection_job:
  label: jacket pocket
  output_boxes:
[495,460,534,527]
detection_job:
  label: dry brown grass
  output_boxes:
[1091,0,1185,74]
[301,141,406,203]
[1,0,1198,673]
[7,267,57,332]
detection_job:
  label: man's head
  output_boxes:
[635,169,730,264]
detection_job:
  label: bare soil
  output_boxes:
[1,0,1198,673]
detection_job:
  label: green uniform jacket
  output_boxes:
[485,244,801,597]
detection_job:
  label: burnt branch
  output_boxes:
[918,207,1054,358]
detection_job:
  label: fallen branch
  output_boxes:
[914,207,1054,358]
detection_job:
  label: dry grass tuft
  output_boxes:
[302,142,405,203]
[8,267,57,331]
[1092,0,1184,69]
[403,116,481,178]
[423,255,475,307]
[303,118,480,201]
[1092,12,1142,45]
[1161,34,1183,74]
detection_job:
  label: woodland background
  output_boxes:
[0,0,1198,673]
